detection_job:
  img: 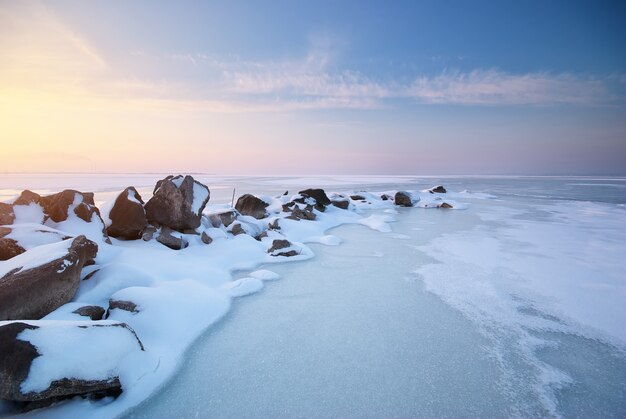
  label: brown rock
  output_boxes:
[331,198,349,209]
[208,210,237,227]
[297,189,330,212]
[439,202,453,209]
[108,299,139,314]
[0,227,25,260]
[106,187,147,240]
[0,203,15,225]
[145,175,210,231]
[73,305,105,320]
[229,223,246,236]
[12,190,42,206]
[394,191,414,207]
[201,231,213,244]
[156,226,188,250]
[429,185,447,194]
[0,236,98,321]
[268,239,298,257]
[235,194,268,219]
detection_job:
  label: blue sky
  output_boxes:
[1,0,625,174]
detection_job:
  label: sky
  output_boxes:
[1,0,625,175]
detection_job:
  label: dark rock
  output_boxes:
[350,194,366,201]
[282,191,289,196]
[208,210,237,228]
[439,202,453,209]
[255,231,268,241]
[235,194,268,219]
[108,299,139,314]
[429,185,447,194]
[269,219,281,230]
[141,225,157,241]
[297,189,330,211]
[381,194,392,201]
[0,203,15,225]
[268,239,298,257]
[0,321,143,405]
[145,175,210,231]
[106,187,147,240]
[286,206,316,221]
[0,236,98,321]
[331,199,349,209]
[82,269,99,281]
[156,226,188,250]
[394,191,414,207]
[229,223,246,236]
[200,231,213,245]
[73,305,105,320]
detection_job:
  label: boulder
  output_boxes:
[72,305,105,321]
[438,202,453,209]
[145,175,210,231]
[0,321,143,407]
[0,236,98,321]
[429,185,447,194]
[108,299,139,314]
[106,187,147,240]
[297,189,330,212]
[394,191,414,207]
[268,239,298,257]
[285,204,316,221]
[0,202,15,225]
[381,194,392,201]
[201,231,213,245]
[0,227,25,260]
[208,210,237,228]
[331,198,350,209]
[350,194,366,201]
[235,194,268,219]
[13,190,42,206]
[156,226,188,250]
[229,223,246,236]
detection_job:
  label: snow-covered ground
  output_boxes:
[1,175,625,418]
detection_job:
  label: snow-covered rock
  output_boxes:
[145,175,210,231]
[297,188,331,211]
[394,191,417,207]
[0,236,98,320]
[106,187,147,240]
[235,194,269,219]
[0,320,143,407]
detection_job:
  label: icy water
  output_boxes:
[121,176,626,418]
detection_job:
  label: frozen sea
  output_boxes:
[1,174,625,418]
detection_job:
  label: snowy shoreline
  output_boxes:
[0,176,464,418]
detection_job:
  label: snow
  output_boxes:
[127,189,141,205]
[191,182,209,214]
[249,269,280,281]
[0,238,73,278]
[15,320,144,394]
[12,203,45,224]
[5,224,69,250]
[221,277,264,297]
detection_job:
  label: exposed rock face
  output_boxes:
[0,203,15,225]
[201,231,213,245]
[283,203,316,221]
[108,299,139,314]
[73,305,105,321]
[268,239,298,257]
[0,321,143,407]
[429,185,447,194]
[235,194,268,219]
[331,197,350,209]
[0,227,25,261]
[145,175,210,231]
[438,202,453,209]
[13,190,42,206]
[297,189,330,212]
[394,191,414,207]
[381,194,392,201]
[106,187,147,240]
[0,236,98,321]
[350,194,366,201]
[208,210,237,228]
[229,223,246,236]
[156,226,188,250]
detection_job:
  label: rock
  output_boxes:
[255,231,268,241]
[439,202,453,209]
[229,223,246,236]
[381,194,392,201]
[297,189,330,211]
[269,219,281,230]
[208,210,237,228]
[0,321,143,407]
[0,236,98,321]
[235,194,268,219]
[145,175,210,231]
[0,203,14,225]
[108,299,139,314]
[331,197,350,209]
[106,187,147,240]
[73,305,105,321]
[286,205,316,221]
[394,191,414,207]
[429,185,447,194]
[156,226,188,250]
[201,231,213,245]
[268,239,298,257]
[12,190,42,206]
[350,194,366,201]
[0,227,25,260]
[141,225,157,241]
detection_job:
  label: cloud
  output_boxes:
[407,70,613,106]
